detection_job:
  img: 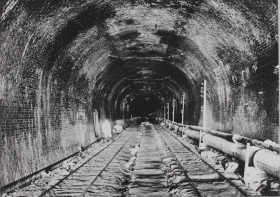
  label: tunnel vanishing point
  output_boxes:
[0,0,278,188]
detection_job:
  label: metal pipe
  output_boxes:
[188,125,209,131]
[203,134,280,178]
[174,125,179,133]
[203,134,259,165]
[252,139,280,153]
[253,149,280,178]
[171,123,176,130]
[165,120,232,141]
[207,130,233,141]
[161,119,280,178]
[183,128,200,139]
[233,134,280,153]
[232,134,252,144]
[167,122,172,130]
[188,126,233,141]
[178,125,184,132]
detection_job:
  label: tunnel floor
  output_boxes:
[129,124,168,196]
[0,1,278,194]
[6,124,267,196]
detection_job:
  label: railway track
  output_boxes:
[128,123,169,196]
[153,124,259,196]
[6,124,263,196]
[41,136,130,196]
[6,128,143,197]
[41,133,132,196]
[82,128,142,196]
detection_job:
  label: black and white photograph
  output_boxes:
[0,0,279,196]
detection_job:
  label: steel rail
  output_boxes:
[80,136,132,197]
[40,132,127,197]
[155,124,249,196]
[153,125,201,196]
[0,137,103,194]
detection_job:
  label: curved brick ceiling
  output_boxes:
[0,0,278,132]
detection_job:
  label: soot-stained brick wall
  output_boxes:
[0,2,109,187]
[172,0,279,141]
[230,45,279,141]
[0,65,97,187]
[0,0,278,187]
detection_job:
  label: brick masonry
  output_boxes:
[0,0,278,188]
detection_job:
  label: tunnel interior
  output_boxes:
[0,0,278,187]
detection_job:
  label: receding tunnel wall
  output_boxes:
[94,57,199,123]
[0,0,278,187]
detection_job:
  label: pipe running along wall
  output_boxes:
[163,120,280,179]
[0,0,278,187]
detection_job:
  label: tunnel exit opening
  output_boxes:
[129,95,163,119]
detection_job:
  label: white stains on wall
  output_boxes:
[1,0,19,21]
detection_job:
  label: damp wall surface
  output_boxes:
[0,65,97,186]
[0,1,113,186]
[0,0,278,187]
